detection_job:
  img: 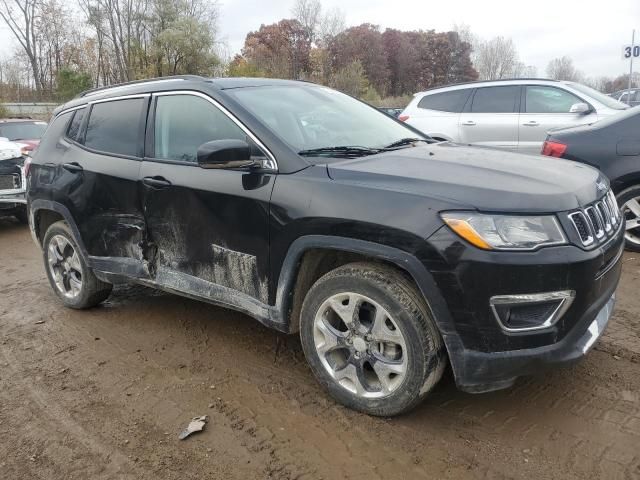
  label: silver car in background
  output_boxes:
[400,79,628,154]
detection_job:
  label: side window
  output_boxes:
[417,89,471,112]
[36,111,73,154]
[153,94,247,163]
[85,98,144,157]
[525,86,582,113]
[66,107,87,142]
[470,86,519,113]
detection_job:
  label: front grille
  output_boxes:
[568,190,620,247]
[0,174,20,190]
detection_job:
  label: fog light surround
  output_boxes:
[490,290,575,333]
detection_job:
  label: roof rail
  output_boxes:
[78,75,207,98]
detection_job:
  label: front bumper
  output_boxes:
[0,164,26,206]
[0,191,26,205]
[450,292,615,393]
[428,216,624,393]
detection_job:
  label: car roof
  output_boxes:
[414,78,562,96]
[55,75,318,116]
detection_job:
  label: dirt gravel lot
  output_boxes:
[0,217,639,480]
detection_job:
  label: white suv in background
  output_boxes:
[400,79,628,154]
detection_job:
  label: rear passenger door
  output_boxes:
[139,91,275,304]
[458,86,520,150]
[63,96,149,274]
[518,85,598,154]
[409,89,471,140]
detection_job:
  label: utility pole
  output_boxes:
[629,29,635,101]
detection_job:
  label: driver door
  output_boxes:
[140,92,275,303]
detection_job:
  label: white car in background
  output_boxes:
[400,79,628,154]
[0,137,28,223]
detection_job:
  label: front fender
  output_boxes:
[274,235,456,341]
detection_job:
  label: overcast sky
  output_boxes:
[218,0,640,79]
[2,0,639,79]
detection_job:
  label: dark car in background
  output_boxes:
[543,107,640,250]
[0,118,48,154]
[27,76,622,416]
[377,107,404,118]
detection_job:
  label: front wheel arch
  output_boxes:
[275,236,455,342]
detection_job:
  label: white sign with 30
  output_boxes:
[623,44,640,59]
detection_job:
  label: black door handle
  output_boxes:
[142,176,172,188]
[62,162,83,173]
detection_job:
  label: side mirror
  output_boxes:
[569,102,591,114]
[197,139,254,169]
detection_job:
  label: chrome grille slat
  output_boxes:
[567,190,620,247]
[596,201,611,232]
[568,211,594,246]
[585,206,604,238]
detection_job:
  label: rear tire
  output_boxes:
[616,185,640,252]
[43,221,112,309]
[299,262,446,417]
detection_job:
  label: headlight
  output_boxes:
[441,212,567,250]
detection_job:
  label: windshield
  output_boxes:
[226,85,427,155]
[0,122,47,141]
[566,82,628,110]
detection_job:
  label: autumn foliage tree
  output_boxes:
[328,24,389,94]
[242,19,311,79]
[234,20,478,101]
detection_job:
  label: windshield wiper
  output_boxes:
[382,138,430,149]
[298,146,382,158]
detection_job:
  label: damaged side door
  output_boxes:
[139,91,275,303]
[63,97,150,275]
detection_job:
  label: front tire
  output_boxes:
[299,262,446,416]
[43,221,112,309]
[617,185,640,252]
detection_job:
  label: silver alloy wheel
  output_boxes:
[313,292,408,398]
[47,234,83,298]
[622,196,640,246]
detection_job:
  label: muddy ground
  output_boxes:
[0,217,639,480]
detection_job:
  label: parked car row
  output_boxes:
[25,75,622,416]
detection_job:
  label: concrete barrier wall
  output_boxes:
[2,103,59,120]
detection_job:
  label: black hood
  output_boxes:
[327,143,607,213]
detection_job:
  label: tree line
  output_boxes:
[0,0,636,106]
[0,0,221,102]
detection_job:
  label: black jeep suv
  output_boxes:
[27,76,623,416]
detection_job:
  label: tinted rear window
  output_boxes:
[85,99,144,156]
[66,107,87,142]
[471,86,519,113]
[417,89,471,112]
